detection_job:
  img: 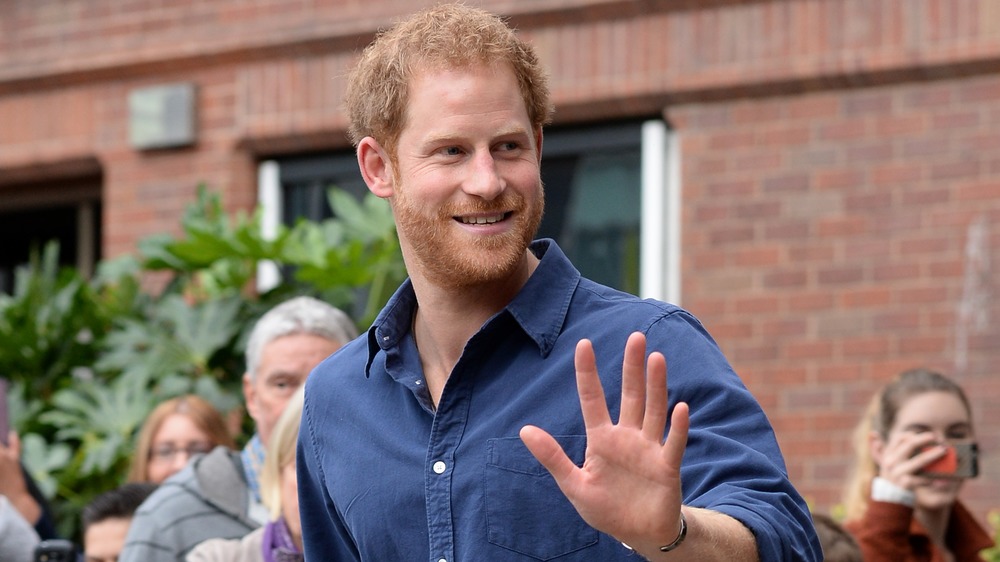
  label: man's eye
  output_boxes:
[442,146,462,156]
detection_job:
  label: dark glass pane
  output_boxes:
[277,120,645,294]
[0,203,101,294]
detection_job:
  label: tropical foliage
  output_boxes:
[1,186,404,540]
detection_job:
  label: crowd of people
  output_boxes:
[0,4,994,562]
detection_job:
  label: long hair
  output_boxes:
[259,385,304,520]
[841,368,972,521]
[127,394,236,483]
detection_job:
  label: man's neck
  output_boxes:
[410,249,539,406]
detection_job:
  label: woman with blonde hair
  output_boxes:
[841,368,991,561]
[129,394,236,484]
[186,386,305,562]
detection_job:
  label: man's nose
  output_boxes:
[464,151,505,200]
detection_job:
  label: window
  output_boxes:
[260,118,677,300]
[0,176,102,294]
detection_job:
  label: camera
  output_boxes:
[916,442,979,479]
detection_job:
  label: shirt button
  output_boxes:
[438,559,447,562]
[433,461,447,474]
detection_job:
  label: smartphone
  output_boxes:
[0,377,9,447]
[917,442,979,479]
[34,539,77,562]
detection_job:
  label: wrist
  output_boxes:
[10,492,41,525]
[658,510,687,552]
[621,509,688,557]
[870,476,915,507]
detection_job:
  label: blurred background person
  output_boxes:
[82,482,158,562]
[0,494,40,562]
[811,512,862,562]
[841,368,992,561]
[120,296,356,562]
[0,431,59,540]
[128,394,236,484]
[186,386,305,562]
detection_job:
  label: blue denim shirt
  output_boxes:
[298,239,821,562]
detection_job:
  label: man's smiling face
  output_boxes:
[388,62,544,289]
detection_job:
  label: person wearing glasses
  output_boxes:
[120,296,357,562]
[128,395,235,485]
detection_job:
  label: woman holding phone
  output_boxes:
[841,368,992,561]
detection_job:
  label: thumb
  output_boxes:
[520,425,577,483]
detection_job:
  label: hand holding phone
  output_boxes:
[916,442,979,479]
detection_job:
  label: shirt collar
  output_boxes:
[365,239,580,376]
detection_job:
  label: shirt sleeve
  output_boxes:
[297,376,363,561]
[0,495,40,562]
[646,310,823,562]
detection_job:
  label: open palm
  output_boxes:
[520,331,690,549]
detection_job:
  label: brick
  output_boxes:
[841,287,891,308]
[841,336,891,357]
[784,341,833,361]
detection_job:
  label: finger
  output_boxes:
[642,351,668,442]
[9,432,20,458]
[886,433,938,472]
[575,339,612,429]
[619,332,648,429]
[662,402,690,469]
[520,425,580,483]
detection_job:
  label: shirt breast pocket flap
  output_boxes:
[485,436,598,560]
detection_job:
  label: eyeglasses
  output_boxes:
[149,442,214,462]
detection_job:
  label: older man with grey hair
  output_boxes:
[120,296,357,562]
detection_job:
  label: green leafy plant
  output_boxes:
[3,185,405,541]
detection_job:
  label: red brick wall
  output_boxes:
[2,0,999,525]
[669,75,1000,519]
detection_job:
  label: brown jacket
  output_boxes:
[844,500,993,562]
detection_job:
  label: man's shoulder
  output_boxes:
[574,276,685,317]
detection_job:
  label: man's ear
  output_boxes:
[242,373,259,423]
[358,137,395,199]
[534,127,544,163]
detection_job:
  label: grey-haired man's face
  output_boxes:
[243,333,342,445]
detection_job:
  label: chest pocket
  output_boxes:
[485,436,598,560]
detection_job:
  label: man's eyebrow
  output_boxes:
[422,125,532,146]
[261,369,300,380]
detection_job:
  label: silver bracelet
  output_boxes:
[659,511,688,552]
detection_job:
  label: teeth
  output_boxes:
[461,214,504,225]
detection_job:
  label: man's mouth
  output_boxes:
[458,212,509,225]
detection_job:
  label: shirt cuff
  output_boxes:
[870,476,915,506]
